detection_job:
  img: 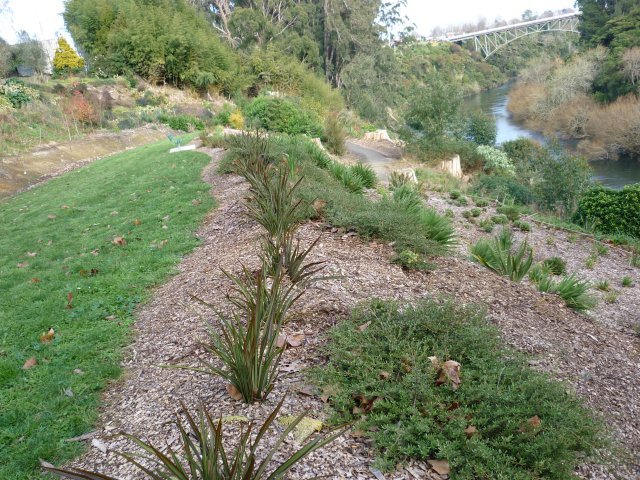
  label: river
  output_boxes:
[464,83,640,190]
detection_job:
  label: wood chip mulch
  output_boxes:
[71,149,639,479]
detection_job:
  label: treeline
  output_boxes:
[62,0,504,126]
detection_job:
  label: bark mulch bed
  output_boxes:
[71,150,639,479]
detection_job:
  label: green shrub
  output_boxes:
[552,275,596,311]
[449,190,461,199]
[393,184,423,214]
[479,218,494,232]
[622,276,634,287]
[477,145,515,175]
[595,243,609,256]
[496,205,521,222]
[470,207,482,217]
[350,163,377,189]
[330,163,365,194]
[491,214,509,224]
[314,299,603,477]
[392,249,434,271]
[574,184,640,238]
[43,396,343,479]
[158,113,205,132]
[471,228,533,282]
[323,113,347,155]
[595,280,610,292]
[0,78,39,108]
[542,257,567,276]
[513,220,531,232]
[474,197,490,207]
[244,96,323,137]
[465,111,497,146]
[472,174,537,205]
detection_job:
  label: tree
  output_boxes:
[522,10,536,21]
[11,31,47,74]
[466,111,497,146]
[53,37,85,75]
[0,37,11,77]
[622,46,640,85]
[405,75,461,139]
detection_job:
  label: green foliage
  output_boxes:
[158,113,205,132]
[52,37,84,75]
[64,0,243,91]
[43,396,343,480]
[550,275,596,311]
[513,220,531,232]
[542,257,567,276]
[471,228,534,282]
[405,75,462,139]
[0,78,39,108]
[595,280,611,292]
[472,174,537,205]
[574,184,640,238]
[244,96,322,137]
[477,145,515,175]
[314,299,603,477]
[9,31,47,74]
[491,214,509,225]
[323,113,347,155]
[0,141,213,479]
[479,218,494,233]
[622,276,634,287]
[392,249,434,271]
[465,111,497,146]
[470,207,482,218]
[350,163,377,189]
[496,205,521,222]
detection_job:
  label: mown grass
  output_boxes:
[314,299,605,479]
[0,141,214,479]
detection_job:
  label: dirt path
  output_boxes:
[71,148,639,479]
[0,126,167,199]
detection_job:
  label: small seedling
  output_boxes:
[444,209,454,218]
[470,207,482,217]
[450,190,461,200]
[604,291,619,304]
[462,210,472,219]
[456,197,469,206]
[567,233,578,243]
[546,237,555,246]
[622,276,633,288]
[585,254,597,270]
[595,280,610,292]
[491,214,508,225]
[595,243,609,256]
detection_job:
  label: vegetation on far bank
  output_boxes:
[0,141,214,479]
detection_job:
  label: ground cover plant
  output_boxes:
[314,299,604,478]
[470,228,533,282]
[0,141,214,479]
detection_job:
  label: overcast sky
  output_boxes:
[0,0,576,44]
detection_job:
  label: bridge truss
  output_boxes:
[446,13,581,59]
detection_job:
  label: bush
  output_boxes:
[158,113,205,132]
[52,37,84,75]
[323,113,347,155]
[472,174,537,205]
[471,228,533,282]
[513,220,531,232]
[496,205,521,222]
[465,111,497,146]
[392,249,434,271]
[477,145,515,175]
[314,299,603,477]
[574,184,640,238]
[350,163,377,189]
[244,96,323,136]
[543,257,567,276]
[229,110,245,130]
[44,396,343,479]
[0,79,39,108]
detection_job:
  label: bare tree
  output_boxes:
[622,47,640,86]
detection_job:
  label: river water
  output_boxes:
[464,83,640,189]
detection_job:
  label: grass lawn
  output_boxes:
[0,140,215,479]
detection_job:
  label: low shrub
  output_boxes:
[552,275,596,311]
[542,257,567,276]
[595,280,610,292]
[393,185,423,214]
[323,113,347,155]
[158,113,205,132]
[491,214,509,224]
[472,174,537,205]
[622,276,633,287]
[350,163,377,189]
[496,205,521,222]
[44,397,343,479]
[513,220,531,232]
[574,184,640,238]
[392,249,434,271]
[244,96,322,137]
[470,207,482,217]
[229,110,245,130]
[0,79,39,108]
[479,218,494,233]
[314,299,603,477]
[465,110,497,146]
[477,145,515,175]
[471,228,533,282]
[474,197,490,207]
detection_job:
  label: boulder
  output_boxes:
[364,129,392,142]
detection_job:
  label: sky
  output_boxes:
[0,0,577,44]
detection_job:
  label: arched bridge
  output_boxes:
[445,13,581,59]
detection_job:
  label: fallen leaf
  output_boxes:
[61,205,69,209]
[64,387,74,397]
[428,356,440,367]
[379,370,391,380]
[286,333,305,347]
[436,360,462,390]
[16,262,29,268]
[226,384,243,401]
[66,292,73,309]
[133,219,142,226]
[110,211,118,216]
[427,459,450,476]
[25,252,37,257]
[65,431,96,442]
[91,438,108,454]
[40,328,55,344]
[465,425,478,438]
[112,236,126,246]
[31,278,41,284]
[91,249,99,256]
[358,321,372,332]
[279,415,323,442]
[23,357,37,370]
[276,334,287,349]
[47,214,57,220]
[528,415,541,428]
[447,402,460,411]
[297,385,315,396]
[79,269,88,277]
[73,368,84,375]
[353,394,380,414]
[369,468,386,480]
[90,269,99,276]
[191,199,201,206]
[104,315,116,321]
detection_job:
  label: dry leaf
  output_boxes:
[26,252,37,257]
[31,278,41,284]
[61,205,69,209]
[91,249,99,256]
[276,334,287,349]
[427,459,450,475]
[23,357,37,370]
[91,438,108,454]
[436,360,462,390]
[353,394,380,414]
[73,368,84,375]
[379,370,391,380]
[16,262,29,268]
[358,321,372,332]
[297,385,315,396]
[66,292,73,309]
[465,425,478,438]
[286,333,305,347]
[112,236,126,246]
[64,387,74,397]
[133,219,142,226]
[104,315,116,321]
[40,328,55,344]
[528,415,541,428]
[226,384,243,401]
[191,199,201,206]
[47,214,57,219]
[428,356,440,367]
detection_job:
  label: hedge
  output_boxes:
[573,184,640,238]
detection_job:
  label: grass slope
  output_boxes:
[0,141,214,479]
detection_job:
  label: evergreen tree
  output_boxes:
[52,37,85,75]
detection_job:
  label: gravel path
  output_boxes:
[71,149,639,479]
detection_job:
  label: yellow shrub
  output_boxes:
[229,110,245,130]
